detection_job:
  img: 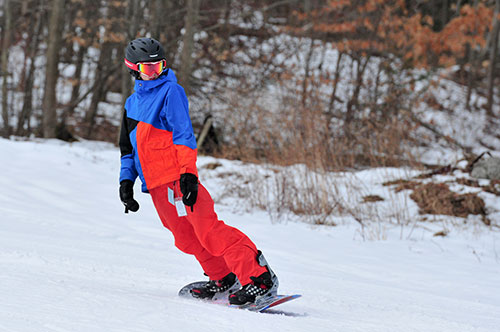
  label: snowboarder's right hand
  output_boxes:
[180,173,198,209]
[119,180,140,213]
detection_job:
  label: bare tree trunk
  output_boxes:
[178,0,200,93]
[455,0,464,16]
[465,46,474,111]
[42,0,66,138]
[345,55,370,124]
[1,0,12,137]
[487,0,500,115]
[302,38,314,107]
[151,0,164,39]
[17,3,43,136]
[327,52,343,115]
[121,0,140,110]
[372,60,383,108]
[441,0,449,28]
[84,43,113,139]
[65,0,98,113]
[67,46,86,116]
[465,0,481,111]
[300,0,312,107]
[160,0,177,66]
[129,0,141,38]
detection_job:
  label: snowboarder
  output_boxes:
[118,37,278,306]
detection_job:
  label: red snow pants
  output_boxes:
[149,181,267,285]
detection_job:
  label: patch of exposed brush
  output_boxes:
[384,163,496,226]
[409,182,488,224]
[383,179,419,192]
[362,195,385,203]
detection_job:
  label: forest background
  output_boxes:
[1,0,500,228]
[1,0,499,166]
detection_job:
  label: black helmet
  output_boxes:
[125,37,165,64]
[124,38,166,79]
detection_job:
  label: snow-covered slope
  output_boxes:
[1,138,499,332]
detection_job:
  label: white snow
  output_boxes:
[1,138,500,332]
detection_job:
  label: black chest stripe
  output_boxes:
[119,110,139,157]
[127,117,138,133]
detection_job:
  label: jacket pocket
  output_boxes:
[148,138,170,150]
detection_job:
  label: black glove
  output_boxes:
[180,173,198,210]
[119,180,140,213]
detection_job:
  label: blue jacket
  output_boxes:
[119,69,198,192]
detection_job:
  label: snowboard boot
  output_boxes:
[228,251,279,306]
[190,272,240,301]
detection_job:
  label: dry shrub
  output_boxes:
[210,56,425,227]
[409,182,486,219]
[481,179,500,196]
[73,116,119,142]
[202,162,223,170]
[328,117,420,169]
[208,79,425,227]
[362,195,384,203]
[383,179,419,192]
[433,230,449,237]
[256,169,341,225]
[456,178,480,188]
[416,165,455,179]
[211,46,427,173]
[216,97,420,172]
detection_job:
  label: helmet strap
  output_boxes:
[128,70,141,80]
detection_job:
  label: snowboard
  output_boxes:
[178,281,301,313]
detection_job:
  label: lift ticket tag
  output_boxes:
[168,187,175,205]
[175,197,187,217]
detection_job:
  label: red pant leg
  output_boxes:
[175,181,267,285]
[149,184,231,280]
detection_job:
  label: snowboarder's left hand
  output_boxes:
[119,180,140,213]
[180,173,198,209]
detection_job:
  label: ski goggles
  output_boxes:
[124,58,167,77]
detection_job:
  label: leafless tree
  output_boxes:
[42,0,66,138]
[1,0,12,137]
[178,0,200,94]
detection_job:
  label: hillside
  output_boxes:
[1,138,499,332]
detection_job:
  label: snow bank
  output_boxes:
[1,138,499,331]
